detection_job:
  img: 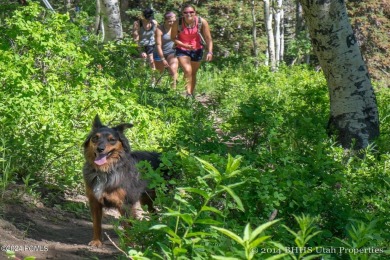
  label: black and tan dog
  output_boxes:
[83,115,160,247]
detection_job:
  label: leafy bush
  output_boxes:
[0,3,389,260]
[0,3,206,192]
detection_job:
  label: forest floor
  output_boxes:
[0,184,122,260]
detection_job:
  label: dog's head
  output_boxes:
[84,115,133,171]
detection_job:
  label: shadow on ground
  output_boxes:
[0,194,122,260]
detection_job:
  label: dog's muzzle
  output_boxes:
[94,150,113,166]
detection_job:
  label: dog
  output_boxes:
[83,115,161,247]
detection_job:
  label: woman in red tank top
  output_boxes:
[171,4,213,97]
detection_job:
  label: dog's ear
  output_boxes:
[113,123,133,152]
[113,123,133,133]
[93,114,104,130]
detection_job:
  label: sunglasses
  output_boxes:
[183,11,195,14]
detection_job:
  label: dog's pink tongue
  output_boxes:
[94,154,107,166]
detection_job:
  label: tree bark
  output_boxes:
[264,0,276,71]
[274,0,283,66]
[251,0,259,67]
[299,0,379,149]
[97,0,123,42]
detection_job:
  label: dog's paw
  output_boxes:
[88,240,103,247]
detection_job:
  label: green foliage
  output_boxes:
[336,218,383,260]
[0,139,13,196]
[277,214,323,260]
[286,31,312,65]
[5,250,35,260]
[148,154,247,259]
[212,220,284,260]
[0,3,389,260]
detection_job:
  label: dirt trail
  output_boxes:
[0,188,122,260]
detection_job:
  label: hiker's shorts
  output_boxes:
[175,48,203,62]
[143,45,155,55]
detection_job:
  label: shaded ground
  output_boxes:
[0,186,122,260]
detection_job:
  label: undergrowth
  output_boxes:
[0,3,389,260]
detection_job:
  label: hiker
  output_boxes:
[171,4,213,97]
[133,8,158,70]
[154,11,179,89]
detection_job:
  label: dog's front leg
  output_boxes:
[88,197,103,247]
[131,200,148,220]
[118,200,147,226]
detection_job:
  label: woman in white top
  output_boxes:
[154,11,179,88]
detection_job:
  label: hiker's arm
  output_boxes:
[174,39,192,49]
[170,20,178,42]
[171,20,193,50]
[202,19,213,61]
[133,21,145,58]
[132,21,139,43]
[155,28,167,65]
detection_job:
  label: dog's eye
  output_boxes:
[91,136,99,143]
[108,138,117,144]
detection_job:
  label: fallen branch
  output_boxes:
[104,232,130,259]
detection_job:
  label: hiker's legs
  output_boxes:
[178,56,193,95]
[147,53,155,70]
[167,54,178,89]
[189,61,201,94]
[155,61,165,73]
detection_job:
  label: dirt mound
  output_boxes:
[0,190,122,260]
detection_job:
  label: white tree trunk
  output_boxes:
[299,0,379,149]
[274,0,283,67]
[97,0,123,42]
[280,4,284,62]
[264,0,276,71]
[251,0,258,67]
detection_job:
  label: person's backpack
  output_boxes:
[178,16,206,47]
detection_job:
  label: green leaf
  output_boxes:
[304,231,322,244]
[195,219,223,225]
[226,169,243,178]
[250,219,280,241]
[211,226,244,245]
[185,231,212,238]
[265,254,289,260]
[212,256,241,260]
[201,205,224,216]
[173,194,189,204]
[225,181,246,189]
[150,224,168,230]
[180,187,210,199]
[150,225,180,240]
[283,224,298,238]
[249,236,271,248]
[244,223,251,241]
[219,185,245,212]
[225,154,242,175]
[269,241,287,252]
[335,237,352,248]
[195,156,221,180]
[173,247,187,256]
[180,213,194,225]
[156,243,172,259]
